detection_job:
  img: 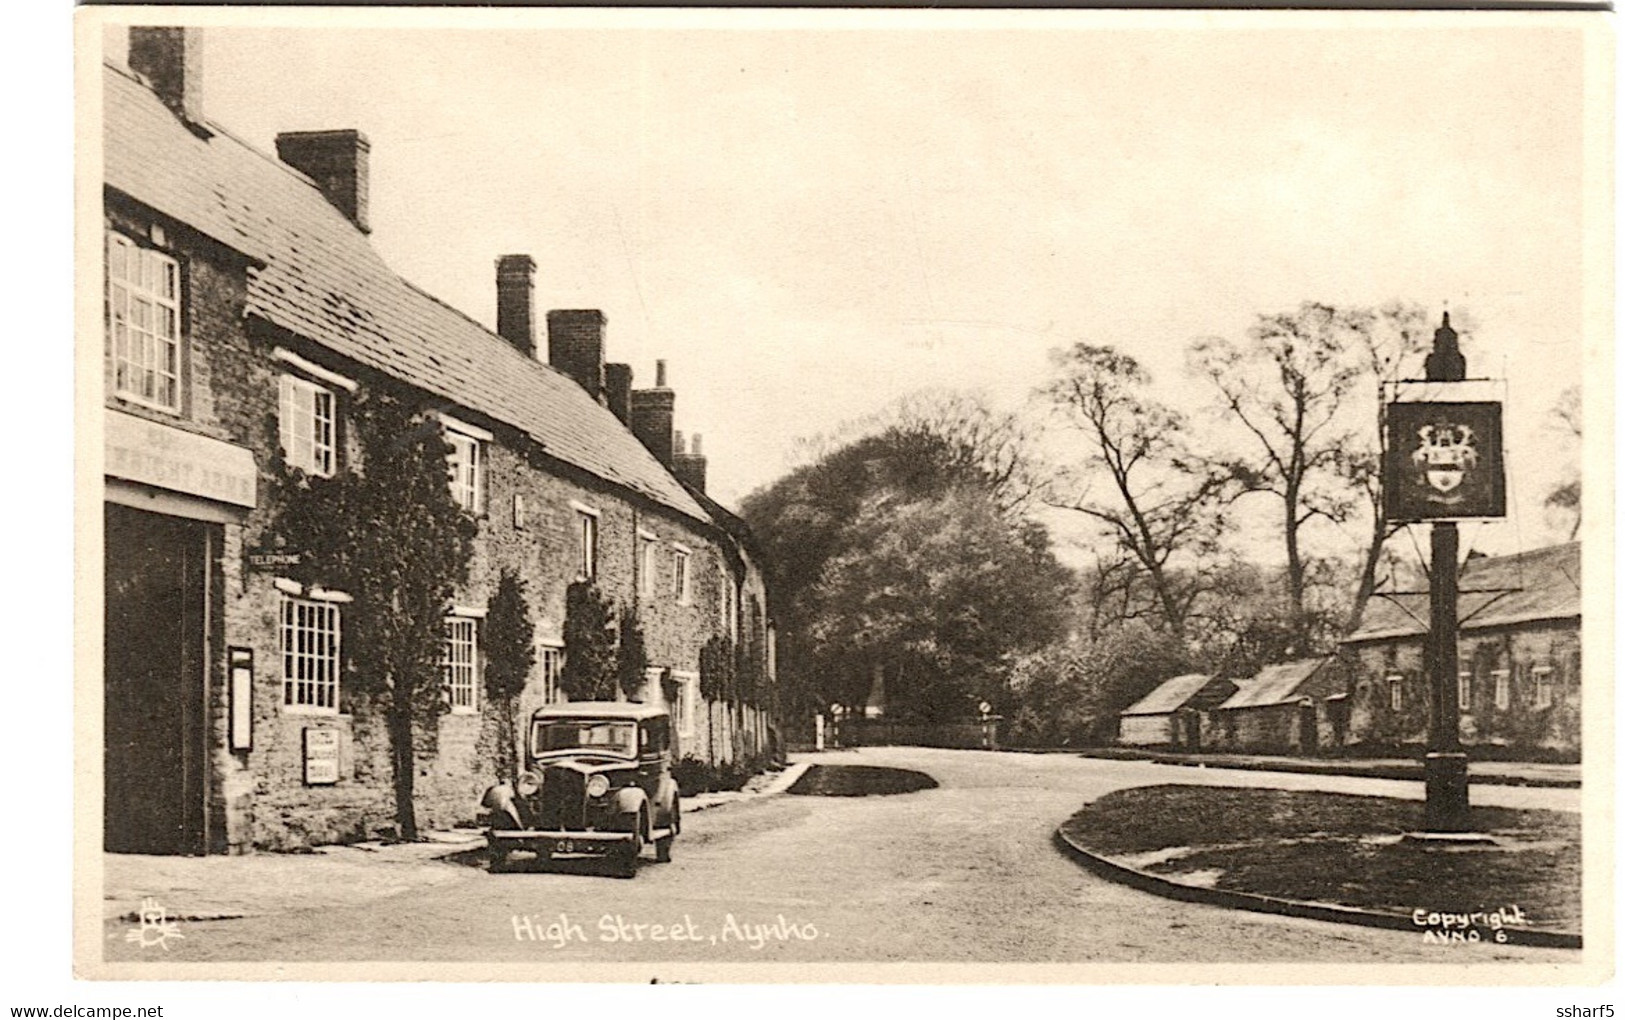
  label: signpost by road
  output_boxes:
[1382,312,1506,833]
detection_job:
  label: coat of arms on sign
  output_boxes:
[1383,400,1506,522]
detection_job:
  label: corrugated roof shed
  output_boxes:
[103,63,709,525]
[1215,659,1330,711]
[1344,542,1581,644]
[1121,674,1223,717]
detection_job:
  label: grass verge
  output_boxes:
[1060,785,1579,934]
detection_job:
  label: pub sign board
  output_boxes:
[1383,401,1506,521]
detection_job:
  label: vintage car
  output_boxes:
[478,702,680,875]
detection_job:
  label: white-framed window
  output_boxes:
[1533,665,1554,709]
[445,426,484,513]
[538,642,564,704]
[721,567,736,640]
[1386,674,1403,712]
[442,616,479,713]
[575,509,599,579]
[107,231,181,411]
[672,546,691,604]
[1457,670,1473,712]
[280,593,341,713]
[671,669,700,746]
[1492,669,1511,710]
[512,493,527,530]
[278,374,337,476]
[639,532,658,598]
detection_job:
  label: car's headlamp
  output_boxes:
[516,771,543,797]
[586,774,611,798]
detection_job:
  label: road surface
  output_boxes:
[102,747,1580,966]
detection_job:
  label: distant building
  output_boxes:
[1201,658,1346,754]
[1117,674,1235,749]
[100,28,776,855]
[1340,542,1581,760]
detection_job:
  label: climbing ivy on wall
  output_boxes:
[269,386,478,841]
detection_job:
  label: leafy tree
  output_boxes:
[484,569,535,781]
[615,604,649,701]
[1005,621,1191,747]
[559,580,617,701]
[805,485,1071,723]
[742,406,1070,725]
[1044,343,1235,639]
[271,388,478,840]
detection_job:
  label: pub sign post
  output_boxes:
[1381,313,1505,833]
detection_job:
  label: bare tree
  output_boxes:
[1189,302,1392,654]
[1044,343,1233,640]
[1545,385,1582,541]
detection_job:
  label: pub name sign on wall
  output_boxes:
[1383,398,1507,522]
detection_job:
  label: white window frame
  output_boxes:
[280,592,342,715]
[672,545,692,605]
[671,669,700,746]
[638,530,658,598]
[1385,674,1403,712]
[278,373,338,477]
[107,231,182,412]
[442,615,480,714]
[444,423,485,513]
[1492,669,1511,711]
[573,505,600,580]
[538,641,564,704]
[1533,665,1554,709]
[1457,670,1473,712]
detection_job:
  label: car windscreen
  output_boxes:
[533,720,637,756]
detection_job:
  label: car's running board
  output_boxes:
[649,826,674,841]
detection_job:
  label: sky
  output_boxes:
[103,14,1600,561]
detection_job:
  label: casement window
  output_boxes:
[672,546,691,604]
[280,594,341,713]
[671,670,700,745]
[574,506,600,580]
[1386,674,1403,712]
[107,232,181,411]
[278,374,337,476]
[1457,671,1473,712]
[638,532,658,598]
[442,616,479,713]
[1533,666,1554,709]
[445,425,484,513]
[539,643,563,704]
[1492,669,1511,711]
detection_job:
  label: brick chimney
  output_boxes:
[630,360,675,466]
[673,432,708,493]
[495,255,536,357]
[547,310,606,400]
[275,130,371,234]
[604,363,634,425]
[128,27,206,129]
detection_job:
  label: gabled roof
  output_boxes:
[1344,542,1581,644]
[1216,659,1330,711]
[104,63,709,525]
[1121,674,1226,717]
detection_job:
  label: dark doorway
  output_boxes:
[104,504,212,855]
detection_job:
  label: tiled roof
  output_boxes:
[1121,674,1224,717]
[1344,542,1581,644]
[103,63,709,525]
[1216,659,1329,711]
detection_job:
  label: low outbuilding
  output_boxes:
[1203,658,1347,754]
[1118,673,1237,749]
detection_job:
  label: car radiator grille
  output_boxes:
[539,767,585,829]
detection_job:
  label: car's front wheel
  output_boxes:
[655,800,678,863]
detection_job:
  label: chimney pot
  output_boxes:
[128,27,206,128]
[547,310,607,399]
[655,360,668,388]
[690,433,703,456]
[276,129,372,233]
[673,430,708,493]
[495,254,536,357]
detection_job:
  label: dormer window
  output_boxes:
[107,231,181,411]
[440,416,490,514]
